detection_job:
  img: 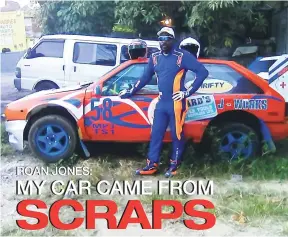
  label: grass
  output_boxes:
[0,223,98,237]
[283,222,288,236]
[1,125,287,235]
[1,122,14,156]
[167,140,288,180]
[1,119,288,181]
[137,183,288,225]
[2,120,287,236]
[81,140,288,182]
[214,188,288,220]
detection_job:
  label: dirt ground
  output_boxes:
[1,147,287,237]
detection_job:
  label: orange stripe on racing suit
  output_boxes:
[173,69,188,140]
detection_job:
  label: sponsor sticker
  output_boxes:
[234,99,267,110]
[185,79,234,94]
[185,95,218,121]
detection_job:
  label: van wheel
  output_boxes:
[209,123,260,161]
[28,115,77,163]
[35,81,58,91]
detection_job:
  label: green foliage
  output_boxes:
[1,123,14,156]
[115,0,270,56]
[38,0,271,55]
[215,187,288,221]
[39,1,116,35]
[185,1,269,56]
[138,139,288,180]
[115,1,164,26]
[114,1,166,36]
[1,123,8,144]
[112,24,135,33]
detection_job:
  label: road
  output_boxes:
[1,73,31,116]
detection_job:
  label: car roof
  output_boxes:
[40,34,160,46]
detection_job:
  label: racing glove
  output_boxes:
[119,84,135,99]
[172,91,190,101]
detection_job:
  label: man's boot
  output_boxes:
[135,159,159,175]
[164,159,181,178]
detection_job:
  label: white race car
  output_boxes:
[247,54,288,102]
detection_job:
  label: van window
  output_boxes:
[120,45,160,63]
[28,40,64,58]
[73,42,117,66]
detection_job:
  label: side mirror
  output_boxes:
[26,48,32,58]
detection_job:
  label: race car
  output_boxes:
[3,57,288,163]
[247,54,288,103]
[232,46,288,103]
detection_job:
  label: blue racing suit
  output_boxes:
[125,44,209,168]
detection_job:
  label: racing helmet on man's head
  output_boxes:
[128,38,148,60]
[180,37,200,58]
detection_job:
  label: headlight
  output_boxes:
[1,113,6,121]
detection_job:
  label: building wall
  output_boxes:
[0,11,27,52]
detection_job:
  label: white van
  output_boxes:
[14,34,160,91]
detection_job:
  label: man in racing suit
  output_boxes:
[119,27,209,177]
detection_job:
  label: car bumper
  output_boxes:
[14,78,21,91]
[5,120,27,151]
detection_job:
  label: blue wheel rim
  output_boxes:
[219,131,253,160]
[35,124,69,157]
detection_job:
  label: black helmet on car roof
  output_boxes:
[128,39,148,60]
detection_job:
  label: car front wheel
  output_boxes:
[28,115,77,163]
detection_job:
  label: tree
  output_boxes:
[39,1,116,36]
[184,1,269,56]
[38,0,272,57]
[114,1,187,39]
[115,0,270,56]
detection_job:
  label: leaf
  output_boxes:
[224,37,233,48]
[231,211,247,224]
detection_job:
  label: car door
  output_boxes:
[84,63,159,142]
[183,63,266,122]
[21,39,66,90]
[67,41,119,85]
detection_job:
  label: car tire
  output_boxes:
[209,123,260,161]
[28,115,77,163]
[35,81,58,91]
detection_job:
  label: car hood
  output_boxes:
[4,84,90,121]
[24,84,90,98]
